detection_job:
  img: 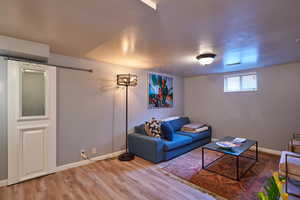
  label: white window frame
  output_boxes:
[224,72,258,93]
[18,65,49,121]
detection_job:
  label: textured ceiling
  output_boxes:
[1,0,300,76]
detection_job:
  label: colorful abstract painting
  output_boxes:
[148,73,173,108]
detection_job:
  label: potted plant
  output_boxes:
[258,172,288,200]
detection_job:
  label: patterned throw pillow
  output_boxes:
[145,118,162,138]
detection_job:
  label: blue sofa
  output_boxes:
[128,117,212,163]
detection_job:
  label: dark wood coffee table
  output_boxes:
[202,136,258,181]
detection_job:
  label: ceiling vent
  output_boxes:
[0,35,50,61]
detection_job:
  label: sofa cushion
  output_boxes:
[176,130,211,142]
[134,124,147,135]
[169,117,190,132]
[163,133,193,151]
[161,122,174,141]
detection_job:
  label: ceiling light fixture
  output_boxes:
[139,0,157,10]
[196,53,216,66]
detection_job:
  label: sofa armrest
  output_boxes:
[128,133,164,163]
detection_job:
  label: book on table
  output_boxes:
[233,138,247,143]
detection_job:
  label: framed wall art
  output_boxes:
[148,73,173,109]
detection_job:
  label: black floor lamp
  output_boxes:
[117,74,138,161]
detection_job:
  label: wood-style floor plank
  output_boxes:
[0,157,215,200]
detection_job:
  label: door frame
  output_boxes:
[7,60,56,185]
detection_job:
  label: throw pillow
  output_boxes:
[161,122,174,141]
[144,123,152,136]
[145,118,162,138]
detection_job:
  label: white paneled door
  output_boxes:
[7,60,56,185]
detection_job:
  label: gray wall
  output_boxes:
[0,58,7,180]
[184,62,300,151]
[50,54,184,166]
[0,54,184,179]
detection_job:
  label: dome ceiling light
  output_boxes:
[139,0,157,10]
[196,53,216,66]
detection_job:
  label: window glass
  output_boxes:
[22,69,46,117]
[242,74,257,90]
[224,72,257,92]
[227,76,240,91]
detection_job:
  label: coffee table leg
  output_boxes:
[236,156,240,181]
[202,148,204,169]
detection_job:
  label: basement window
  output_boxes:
[224,72,257,92]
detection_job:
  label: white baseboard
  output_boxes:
[0,145,280,188]
[0,150,125,188]
[0,179,7,187]
[212,138,281,156]
[55,150,125,172]
[251,146,281,156]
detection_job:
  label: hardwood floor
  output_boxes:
[0,157,215,200]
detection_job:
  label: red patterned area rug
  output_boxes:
[159,148,280,200]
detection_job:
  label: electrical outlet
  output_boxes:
[80,149,85,154]
[80,149,89,160]
[91,148,97,154]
